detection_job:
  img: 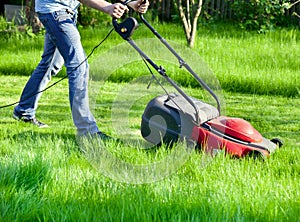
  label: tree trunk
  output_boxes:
[0,0,8,16]
[175,0,203,48]
[165,0,171,20]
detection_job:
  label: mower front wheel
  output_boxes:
[247,150,267,161]
[271,138,283,148]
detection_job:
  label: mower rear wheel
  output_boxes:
[141,108,181,147]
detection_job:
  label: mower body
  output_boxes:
[141,93,278,158]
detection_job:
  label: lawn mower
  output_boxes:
[112,13,283,159]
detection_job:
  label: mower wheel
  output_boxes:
[270,138,283,148]
[247,150,266,161]
[141,107,181,147]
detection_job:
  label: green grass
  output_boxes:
[0,23,299,97]
[0,75,299,221]
[196,26,300,97]
[0,22,299,221]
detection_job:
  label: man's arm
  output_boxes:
[79,0,127,18]
[78,0,149,18]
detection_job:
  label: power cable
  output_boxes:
[0,27,115,109]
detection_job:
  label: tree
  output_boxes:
[0,0,9,16]
[150,0,174,22]
[284,0,300,19]
[174,0,203,48]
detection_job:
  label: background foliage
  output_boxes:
[1,0,299,31]
[230,0,293,31]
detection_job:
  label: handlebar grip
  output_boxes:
[112,0,132,29]
[121,0,132,5]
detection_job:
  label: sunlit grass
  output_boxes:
[0,23,299,97]
[0,22,299,221]
[0,74,299,221]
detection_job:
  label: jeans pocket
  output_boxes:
[54,11,72,23]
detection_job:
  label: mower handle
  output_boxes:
[112,8,221,123]
[138,14,221,114]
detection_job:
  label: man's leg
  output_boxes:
[38,11,99,135]
[13,32,57,126]
[47,48,64,77]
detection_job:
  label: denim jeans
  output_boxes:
[14,9,99,135]
[29,48,64,122]
[47,48,64,77]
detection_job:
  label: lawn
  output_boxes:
[0,21,299,221]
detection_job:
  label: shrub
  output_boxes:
[230,0,291,32]
[77,5,111,27]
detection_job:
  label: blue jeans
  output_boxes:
[34,49,64,106]
[14,9,99,135]
[47,48,64,77]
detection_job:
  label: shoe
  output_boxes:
[96,131,115,141]
[13,113,49,128]
[95,131,121,143]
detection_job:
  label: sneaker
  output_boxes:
[96,131,115,141]
[13,113,49,128]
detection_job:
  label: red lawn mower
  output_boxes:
[113,12,283,159]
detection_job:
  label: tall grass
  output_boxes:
[0,23,299,97]
[0,22,299,221]
[88,23,300,97]
[0,74,299,221]
[195,26,300,97]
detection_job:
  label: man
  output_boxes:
[13,0,149,138]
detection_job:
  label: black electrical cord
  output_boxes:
[0,27,115,109]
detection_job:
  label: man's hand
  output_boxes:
[104,3,129,18]
[128,0,150,14]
